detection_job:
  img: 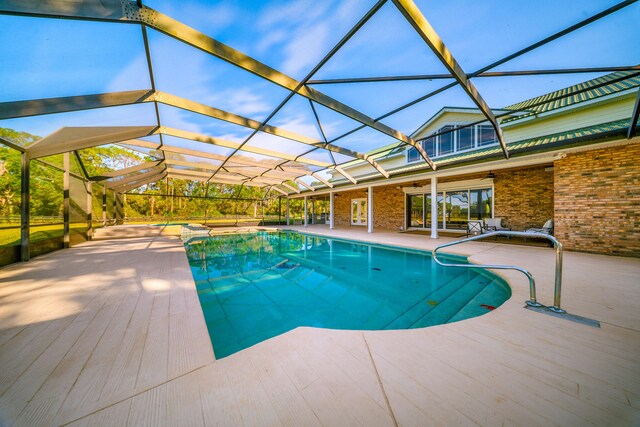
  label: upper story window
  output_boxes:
[407,124,498,163]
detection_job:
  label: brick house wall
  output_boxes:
[333,189,368,227]
[332,145,640,257]
[334,170,556,232]
[554,142,640,257]
[333,186,407,230]
[372,184,405,230]
[493,167,555,231]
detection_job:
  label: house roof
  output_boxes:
[501,70,640,124]
[331,118,632,184]
[382,70,639,160]
[408,71,640,138]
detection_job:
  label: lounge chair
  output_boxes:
[525,219,554,235]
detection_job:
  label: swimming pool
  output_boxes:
[184,231,511,358]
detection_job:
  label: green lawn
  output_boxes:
[0,217,286,247]
[0,223,90,247]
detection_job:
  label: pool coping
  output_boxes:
[1,228,638,425]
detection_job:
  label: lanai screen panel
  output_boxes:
[0,0,637,195]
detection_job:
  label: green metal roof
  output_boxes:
[501,70,640,124]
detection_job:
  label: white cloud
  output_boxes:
[152,1,238,36]
[102,0,372,143]
[212,87,273,117]
[254,0,368,77]
[158,105,203,134]
[272,114,321,140]
[106,54,150,93]
[256,29,288,53]
[281,22,329,76]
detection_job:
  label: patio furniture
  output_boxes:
[466,220,484,237]
[483,217,510,232]
[526,219,554,235]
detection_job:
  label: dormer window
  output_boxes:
[478,124,498,147]
[407,124,499,163]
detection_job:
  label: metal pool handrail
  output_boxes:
[432,231,565,313]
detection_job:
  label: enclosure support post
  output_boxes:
[115,192,123,225]
[63,152,70,248]
[20,153,30,262]
[431,176,438,239]
[286,198,290,226]
[329,192,334,229]
[367,186,373,233]
[278,197,282,225]
[87,181,92,240]
[102,185,107,226]
[303,196,308,227]
[165,176,169,221]
[204,183,209,225]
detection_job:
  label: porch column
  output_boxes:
[63,152,70,249]
[431,176,438,239]
[329,192,334,229]
[367,186,373,233]
[311,199,315,224]
[20,153,30,262]
[303,196,308,227]
[285,197,290,226]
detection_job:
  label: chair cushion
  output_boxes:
[484,218,502,228]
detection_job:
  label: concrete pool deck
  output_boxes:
[0,225,638,426]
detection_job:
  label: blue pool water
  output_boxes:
[184,231,511,358]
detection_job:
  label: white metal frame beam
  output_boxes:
[112,171,168,193]
[294,178,315,192]
[391,0,508,159]
[91,160,163,181]
[105,165,166,188]
[158,127,332,168]
[271,186,289,196]
[281,182,301,194]
[0,1,431,171]
[26,126,156,159]
[311,172,334,188]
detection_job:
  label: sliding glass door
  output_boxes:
[445,191,469,230]
[408,193,444,229]
[425,193,444,229]
[470,189,492,221]
[408,194,424,227]
[407,187,492,230]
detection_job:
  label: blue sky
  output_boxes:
[0,0,638,163]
